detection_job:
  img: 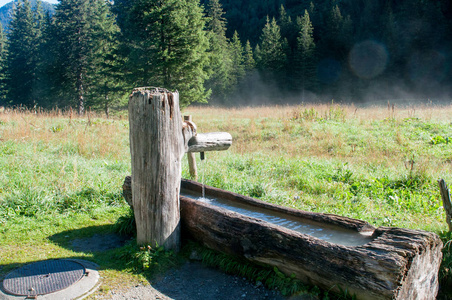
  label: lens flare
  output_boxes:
[349,40,388,79]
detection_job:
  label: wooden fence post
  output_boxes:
[439,179,452,232]
[184,115,198,180]
[129,87,184,251]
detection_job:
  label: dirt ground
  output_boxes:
[73,233,316,300]
[93,261,294,300]
[92,261,319,300]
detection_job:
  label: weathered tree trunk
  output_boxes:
[122,177,442,299]
[129,87,184,250]
[179,179,443,300]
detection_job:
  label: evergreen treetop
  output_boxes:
[243,40,255,72]
[0,22,5,58]
[114,0,210,106]
[0,22,5,104]
[5,0,43,107]
[51,0,121,114]
[295,10,317,92]
[204,0,234,102]
[258,16,286,72]
[230,31,245,84]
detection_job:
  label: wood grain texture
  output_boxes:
[122,177,442,299]
[187,132,232,152]
[128,88,184,250]
[179,179,442,300]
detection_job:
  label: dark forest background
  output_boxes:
[0,0,451,112]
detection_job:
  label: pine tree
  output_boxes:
[254,44,261,66]
[34,0,44,29]
[0,22,6,104]
[243,40,255,72]
[38,12,61,108]
[320,4,353,59]
[327,5,343,40]
[295,10,317,93]
[5,0,43,108]
[84,0,126,117]
[45,0,123,114]
[279,4,297,51]
[257,17,286,79]
[0,23,4,58]
[32,2,49,106]
[279,4,291,38]
[114,0,210,106]
[51,0,112,114]
[229,31,245,86]
[204,0,233,102]
[206,0,227,37]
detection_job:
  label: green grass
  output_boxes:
[1,104,452,298]
[181,105,451,232]
[0,112,137,292]
[191,152,444,230]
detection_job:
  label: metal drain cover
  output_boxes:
[2,259,86,297]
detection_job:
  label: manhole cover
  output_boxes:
[2,259,86,297]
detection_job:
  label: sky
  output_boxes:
[0,0,59,8]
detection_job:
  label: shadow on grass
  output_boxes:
[45,224,143,275]
[42,226,270,300]
[49,224,131,253]
[0,225,136,289]
[0,223,316,300]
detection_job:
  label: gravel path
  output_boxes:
[69,234,316,300]
[91,261,315,300]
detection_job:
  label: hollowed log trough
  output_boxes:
[123,177,442,300]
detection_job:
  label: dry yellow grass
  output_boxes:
[2,103,451,172]
[0,109,129,161]
[183,104,452,164]
[184,102,452,123]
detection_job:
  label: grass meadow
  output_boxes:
[1,103,452,298]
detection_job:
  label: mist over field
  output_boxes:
[219,69,452,108]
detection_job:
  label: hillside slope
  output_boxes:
[0,0,54,31]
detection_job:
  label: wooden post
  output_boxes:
[184,115,198,180]
[439,178,452,232]
[129,87,184,250]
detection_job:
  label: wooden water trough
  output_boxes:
[125,87,442,299]
[123,177,442,300]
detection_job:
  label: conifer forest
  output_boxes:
[0,0,451,111]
